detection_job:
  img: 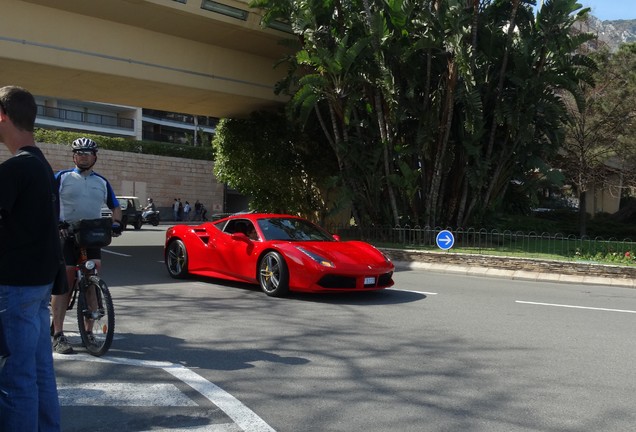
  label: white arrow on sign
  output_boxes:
[435,230,455,250]
[439,234,452,246]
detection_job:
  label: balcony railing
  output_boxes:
[37,105,134,130]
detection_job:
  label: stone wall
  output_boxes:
[0,142,224,216]
[384,248,636,280]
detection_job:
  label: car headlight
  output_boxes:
[296,246,335,267]
[380,250,392,264]
[371,246,392,264]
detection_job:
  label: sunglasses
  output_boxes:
[74,151,96,156]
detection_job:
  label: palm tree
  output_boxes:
[251,0,596,229]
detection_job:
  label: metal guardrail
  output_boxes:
[326,225,636,259]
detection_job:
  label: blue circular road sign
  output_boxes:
[436,230,455,250]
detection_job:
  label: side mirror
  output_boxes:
[332,234,341,241]
[231,232,249,242]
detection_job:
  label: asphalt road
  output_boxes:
[54,227,636,432]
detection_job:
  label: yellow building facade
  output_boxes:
[0,0,292,118]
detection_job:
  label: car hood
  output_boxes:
[282,241,391,268]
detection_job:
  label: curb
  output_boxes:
[393,260,636,288]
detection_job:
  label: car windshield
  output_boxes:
[256,218,335,242]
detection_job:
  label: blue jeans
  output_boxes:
[0,283,61,432]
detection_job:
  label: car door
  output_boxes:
[216,219,261,281]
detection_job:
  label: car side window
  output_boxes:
[245,222,259,240]
[224,219,250,235]
[213,221,227,232]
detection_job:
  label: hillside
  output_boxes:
[584,17,636,51]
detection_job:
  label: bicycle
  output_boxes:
[59,218,116,357]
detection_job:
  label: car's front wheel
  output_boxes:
[166,239,188,278]
[258,251,289,297]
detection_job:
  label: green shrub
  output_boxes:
[34,129,214,161]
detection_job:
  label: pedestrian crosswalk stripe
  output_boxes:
[58,383,197,406]
[148,425,242,432]
[55,354,277,432]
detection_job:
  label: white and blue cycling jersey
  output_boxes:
[55,168,119,223]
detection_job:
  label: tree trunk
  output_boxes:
[426,59,457,227]
[578,190,587,237]
[373,92,400,226]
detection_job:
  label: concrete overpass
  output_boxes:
[0,0,294,118]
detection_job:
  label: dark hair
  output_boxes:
[0,86,37,132]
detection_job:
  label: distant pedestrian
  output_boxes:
[173,198,179,221]
[184,201,191,221]
[194,200,202,221]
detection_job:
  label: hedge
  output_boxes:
[34,129,214,161]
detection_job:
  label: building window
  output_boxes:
[267,20,293,34]
[201,0,248,21]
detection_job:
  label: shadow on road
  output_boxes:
[106,332,310,371]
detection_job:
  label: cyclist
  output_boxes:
[51,138,123,354]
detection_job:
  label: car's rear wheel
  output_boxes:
[134,218,142,230]
[166,239,188,278]
[258,251,289,297]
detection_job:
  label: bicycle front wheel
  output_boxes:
[77,276,115,356]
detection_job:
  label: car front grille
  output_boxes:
[377,272,393,287]
[317,271,394,289]
[318,275,357,289]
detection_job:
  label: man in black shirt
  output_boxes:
[0,85,61,431]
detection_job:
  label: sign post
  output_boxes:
[436,230,455,250]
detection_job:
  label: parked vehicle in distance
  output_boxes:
[164,213,395,297]
[117,196,143,230]
[101,206,113,220]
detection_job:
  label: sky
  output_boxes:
[577,0,636,20]
[537,0,636,21]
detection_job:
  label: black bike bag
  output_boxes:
[73,218,113,248]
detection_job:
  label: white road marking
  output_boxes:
[58,383,197,406]
[516,301,636,314]
[54,354,277,432]
[151,427,242,432]
[57,330,124,344]
[389,288,438,295]
[102,249,132,257]
[165,366,276,432]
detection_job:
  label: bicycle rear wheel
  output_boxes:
[77,276,115,356]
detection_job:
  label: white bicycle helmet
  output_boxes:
[71,137,98,153]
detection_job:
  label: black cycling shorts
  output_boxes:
[62,237,102,265]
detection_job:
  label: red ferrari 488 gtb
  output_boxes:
[164,213,394,297]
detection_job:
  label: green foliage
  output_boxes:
[251,0,597,229]
[556,41,636,235]
[34,129,214,161]
[212,111,338,219]
[574,247,636,266]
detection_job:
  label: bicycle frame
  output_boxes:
[65,228,115,357]
[67,246,96,311]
